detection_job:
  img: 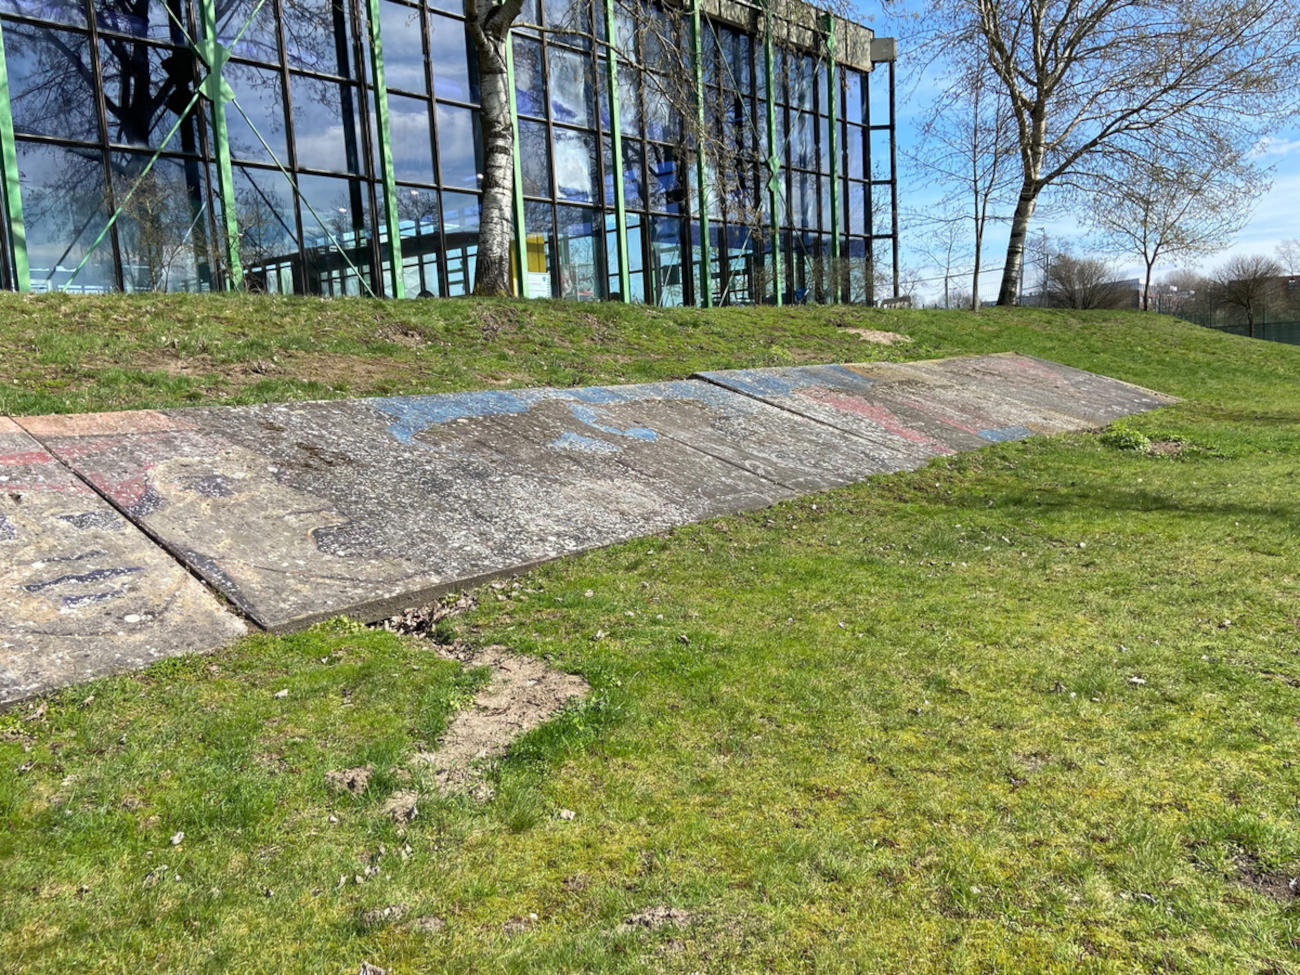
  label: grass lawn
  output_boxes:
[1,296,1298,973]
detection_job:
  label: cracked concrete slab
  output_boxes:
[0,417,247,705]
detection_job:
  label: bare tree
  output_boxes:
[913,60,1017,309]
[1276,238,1300,276]
[1085,154,1262,311]
[1042,252,1125,309]
[895,0,1300,306]
[1212,254,1282,336]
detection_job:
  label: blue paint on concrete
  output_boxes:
[979,425,1033,442]
[699,370,802,398]
[550,432,621,453]
[568,403,658,442]
[371,391,538,444]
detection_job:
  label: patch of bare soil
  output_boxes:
[1234,854,1299,902]
[617,907,694,933]
[416,644,589,795]
[844,327,911,345]
[1148,439,1186,457]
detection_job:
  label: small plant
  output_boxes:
[1100,424,1152,452]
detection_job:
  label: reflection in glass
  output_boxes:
[441,190,479,295]
[16,141,114,292]
[95,1,182,42]
[543,0,591,45]
[235,165,298,291]
[519,119,550,197]
[548,48,593,127]
[4,24,99,143]
[646,143,680,213]
[436,104,482,188]
[0,1,84,26]
[299,172,371,295]
[556,205,603,300]
[280,0,346,75]
[111,152,210,292]
[428,13,475,102]
[386,93,435,184]
[97,40,199,149]
[522,199,553,298]
[213,0,281,63]
[226,63,288,164]
[379,1,427,94]
[291,74,363,173]
[552,126,596,203]
[648,214,682,306]
[511,36,545,117]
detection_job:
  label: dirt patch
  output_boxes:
[382,593,478,639]
[1148,439,1186,457]
[325,765,374,796]
[1234,854,1299,902]
[416,644,588,795]
[617,907,694,932]
[844,327,911,345]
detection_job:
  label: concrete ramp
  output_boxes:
[0,417,247,706]
[4,353,1175,701]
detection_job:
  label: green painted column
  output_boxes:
[0,17,28,292]
[763,4,782,306]
[364,0,404,298]
[823,13,839,304]
[505,38,529,299]
[197,0,243,290]
[602,0,630,301]
[690,0,712,308]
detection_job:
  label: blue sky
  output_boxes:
[860,4,1300,300]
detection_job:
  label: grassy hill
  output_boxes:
[1,295,1297,973]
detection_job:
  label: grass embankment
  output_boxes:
[1,296,1298,973]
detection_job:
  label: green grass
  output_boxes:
[2,295,1299,972]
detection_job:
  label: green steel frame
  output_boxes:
[763,2,782,306]
[197,0,243,290]
[690,0,712,307]
[823,13,839,304]
[602,0,632,301]
[364,0,405,298]
[0,16,27,292]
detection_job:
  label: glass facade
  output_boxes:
[0,0,898,303]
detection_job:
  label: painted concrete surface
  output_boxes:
[0,417,247,705]
[5,353,1175,701]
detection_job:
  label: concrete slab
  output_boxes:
[0,417,246,705]
[27,379,887,631]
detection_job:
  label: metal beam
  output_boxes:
[197,0,244,290]
[602,0,631,301]
[764,3,782,306]
[690,0,712,307]
[505,37,529,299]
[0,16,29,292]
[364,0,404,298]
[823,13,839,304]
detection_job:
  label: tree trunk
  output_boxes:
[1142,259,1154,311]
[971,219,982,311]
[997,178,1038,306]
[472,37,515,297]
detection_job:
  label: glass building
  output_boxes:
[0,0,898,305]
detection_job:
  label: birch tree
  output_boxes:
[896,0,1300,306]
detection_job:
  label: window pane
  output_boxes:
[378,1,428,94]
[0,1,84,26]
[553,126,597,203]
[646,142,681,213]
[429,13,476,102]
[519,119,550,197]
[214,0,281,63]
[227,63,288,165]
[392,185,440,241]
[291,75,364,173]
[5,24,99,143]
[95,1,181,41]
[648,214,683,306]
[556,205,604,299]
[543,0,591,45]
[112,152,211,292]
[298,173,371,295]
[548,48,594,128]
[17,141,115,292]
[98,41,200,152]
[511,36,545,118]
[436,104,482,188]
[235,165,299,281]
[441,190,480,296]
[522,199,553,298]
[387,94,435,183]
[280,0,348,76]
